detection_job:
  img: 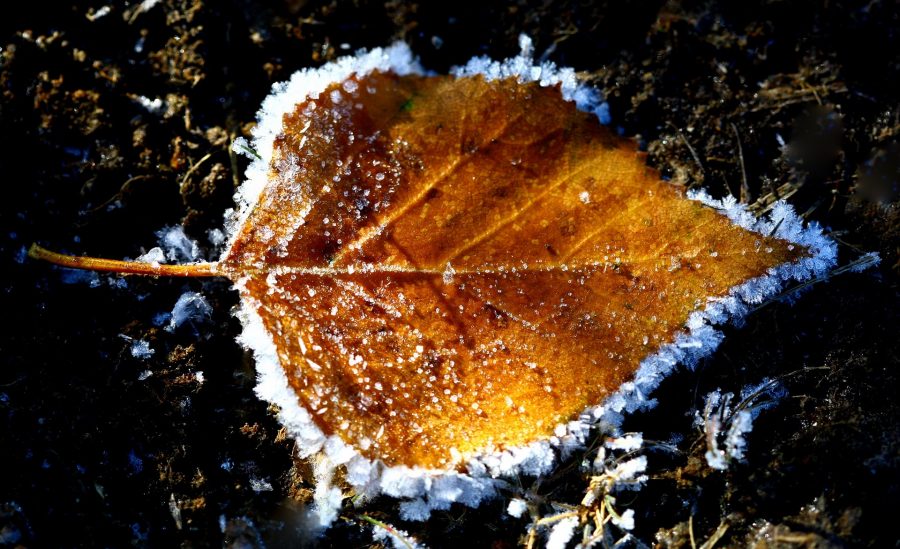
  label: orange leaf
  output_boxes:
[31,41,837,520]
[221,59,811,472]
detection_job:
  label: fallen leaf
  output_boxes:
[30,43,837,513]
[217,70,803,469]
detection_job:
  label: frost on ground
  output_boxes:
[130,339,154,359]
[156,226,202,263]
[249,477,273,492]
[698,378,787,470]
[521,434,648,548]
[507,498,528,518]
[165,292,212,332]
[135,226,202,265]
[546,517,579,549]
[605,434,643,452]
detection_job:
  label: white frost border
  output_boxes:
[228,37,838,524]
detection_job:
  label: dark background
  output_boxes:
[1,1,897,547]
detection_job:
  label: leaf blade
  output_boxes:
[224,73,805,469]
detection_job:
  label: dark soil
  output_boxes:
[1,1,897,547]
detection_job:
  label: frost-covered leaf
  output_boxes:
[27,41,840,523]
[219,70,805,470]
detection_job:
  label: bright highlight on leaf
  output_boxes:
[31,39,838,521]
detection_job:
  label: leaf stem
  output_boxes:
[28,243,221,277]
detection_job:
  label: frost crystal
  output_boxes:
[605,434,643,452]
[310,458,344,528]
[130,340,154,359]
[14,245,28,264]
[207,228,226,248]
[610,456,648,482]
[166,292,212,332]
[546,516,578,549]
[249,477,273,492]
[611,509,636,531]
[507,498,528,518]
[134,95,164,114]
[136,247,166,265]
[87,6,111,20]
[156,226,201,263]
[139,0,161,12]
[700,379,787,470]
[848,251,881,272]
